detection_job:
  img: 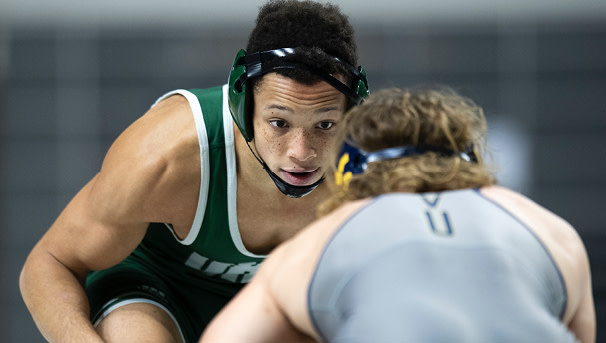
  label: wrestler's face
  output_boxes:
[252,73,347,186]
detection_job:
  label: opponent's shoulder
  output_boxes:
[480,186,593,330]
[478,185,537,208]
[479,185,580,243]
[480,185,588,281]
[481,186,573,229]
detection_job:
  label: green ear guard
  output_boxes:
[227,48,369,142]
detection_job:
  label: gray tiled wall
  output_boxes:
[1,20,605,342]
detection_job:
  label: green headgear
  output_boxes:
[227,48,369,142]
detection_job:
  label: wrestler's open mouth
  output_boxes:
[281,169,319,185]
[291,171,310,176]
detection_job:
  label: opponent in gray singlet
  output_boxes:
[308,189,577,342]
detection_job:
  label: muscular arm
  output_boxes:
[569,274,596,343]
[562,230,595,343]
[19,175,148,343]
[480,186,596,342]
[19,95,200,342]
[524,200,595,342]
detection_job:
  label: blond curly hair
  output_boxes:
[318,87,496,216]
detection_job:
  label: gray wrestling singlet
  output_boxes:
[308,189,576,342]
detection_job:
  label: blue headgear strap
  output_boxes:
[337,140,478,176]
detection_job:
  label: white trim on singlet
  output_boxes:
[153,87,263,258]
[93,298,187,343]
[222,84,265,258]
[152,89,209,246]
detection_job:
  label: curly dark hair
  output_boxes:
[246,0,358,85]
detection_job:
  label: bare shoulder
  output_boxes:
[92,93,200,227]
[479,185,579,245]
[480,186,593,328]
[22,93,202,275]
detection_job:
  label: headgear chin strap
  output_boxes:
[245,142,324,198]
[335,140,478,188]
[263,163,324,198]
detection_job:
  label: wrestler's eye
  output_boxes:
[317,121,334,130]
[270,120,287,128]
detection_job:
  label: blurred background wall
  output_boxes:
[1,0,605,341]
